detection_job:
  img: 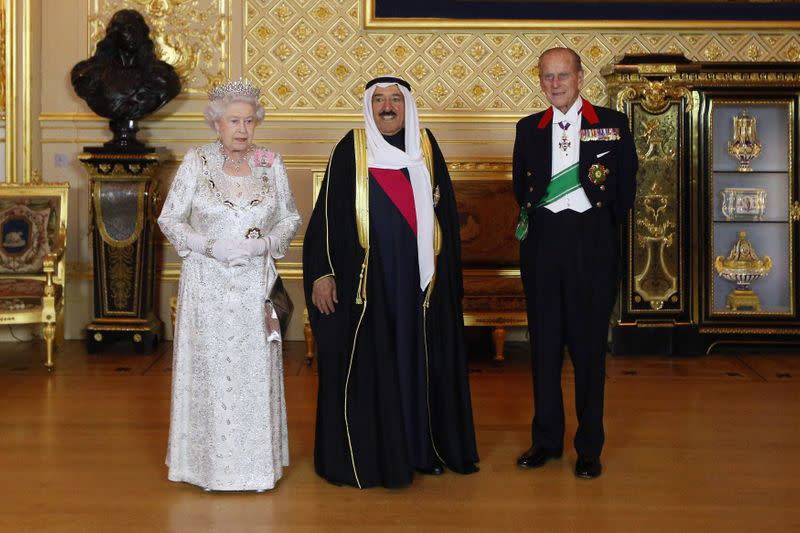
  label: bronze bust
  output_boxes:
[71,9,181,150]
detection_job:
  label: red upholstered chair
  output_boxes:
[0,180,69,370]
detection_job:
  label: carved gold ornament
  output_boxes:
[634,181,677,310]
[638,117,676,161]
[727,110,763,172]
[791,200,800,222]
[643,82,672,113]
[108,245,135,309]
[89,0,228,94]
[618,81,691,115]
[715,230,772,312]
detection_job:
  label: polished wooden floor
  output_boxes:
[1,337,799,532]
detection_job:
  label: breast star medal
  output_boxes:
[588,163,609,185]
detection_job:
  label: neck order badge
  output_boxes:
[558,121,571,152]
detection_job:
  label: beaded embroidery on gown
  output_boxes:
[158,143,301,491]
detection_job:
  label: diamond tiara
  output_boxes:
[207,78,261,101]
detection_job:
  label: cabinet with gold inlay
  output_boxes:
[604,56,800,354]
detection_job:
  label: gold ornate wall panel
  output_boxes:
[612,80,691,316]
[629,103,683,313]
[234,0,800,118]
[88,0,230,96]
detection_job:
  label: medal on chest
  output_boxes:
[558,121,571,153]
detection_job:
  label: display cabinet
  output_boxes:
[604,57,800,354]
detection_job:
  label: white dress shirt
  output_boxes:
[546,97,591,213]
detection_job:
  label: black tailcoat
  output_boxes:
[512,100,638,458]
[513,100,637,222]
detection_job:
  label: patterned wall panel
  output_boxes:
[89,0,230,96]
[243,0,800,117]
[87,0,800,115]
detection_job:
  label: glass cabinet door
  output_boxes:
[708,98,794,318]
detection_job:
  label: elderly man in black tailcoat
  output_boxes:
[513,47,638,479]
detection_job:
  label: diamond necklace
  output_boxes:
[219,142,252,172]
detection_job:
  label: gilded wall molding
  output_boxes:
[88,0,230,96]
[4,0,15,183]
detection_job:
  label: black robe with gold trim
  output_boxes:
[303,129,479,489]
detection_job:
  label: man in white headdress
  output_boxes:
[303,76,479,489]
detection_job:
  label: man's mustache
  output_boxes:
[379,111,397,119]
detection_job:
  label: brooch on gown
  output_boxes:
[253,149,275,168]
[245,227,263,239]
[432,185,440,208]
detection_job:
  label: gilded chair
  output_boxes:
[0,180,69,370]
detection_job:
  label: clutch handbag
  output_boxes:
[267,275,294,338]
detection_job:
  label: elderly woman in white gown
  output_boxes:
[158,78,301,492]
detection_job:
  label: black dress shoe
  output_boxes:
[575,456,602,479]
[416,462,444,475]
[516,446,562,469]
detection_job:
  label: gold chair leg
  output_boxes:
[492,326,506,363]
[43,322,56,371]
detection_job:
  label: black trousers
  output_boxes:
[520,207,618,459]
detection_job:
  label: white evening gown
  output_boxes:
[158,143,301,491]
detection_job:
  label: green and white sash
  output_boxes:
[536,163,580,208]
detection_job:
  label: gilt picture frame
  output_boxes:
[366,0,800,29]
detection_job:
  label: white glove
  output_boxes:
[210,239,248,262]
[239,236,281,258]
[261,235,282,258]
[240,238,268,257]
[185,232,208,254]
[264,235,281,257]
[184,232,247,264]
[227,238,269,268]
